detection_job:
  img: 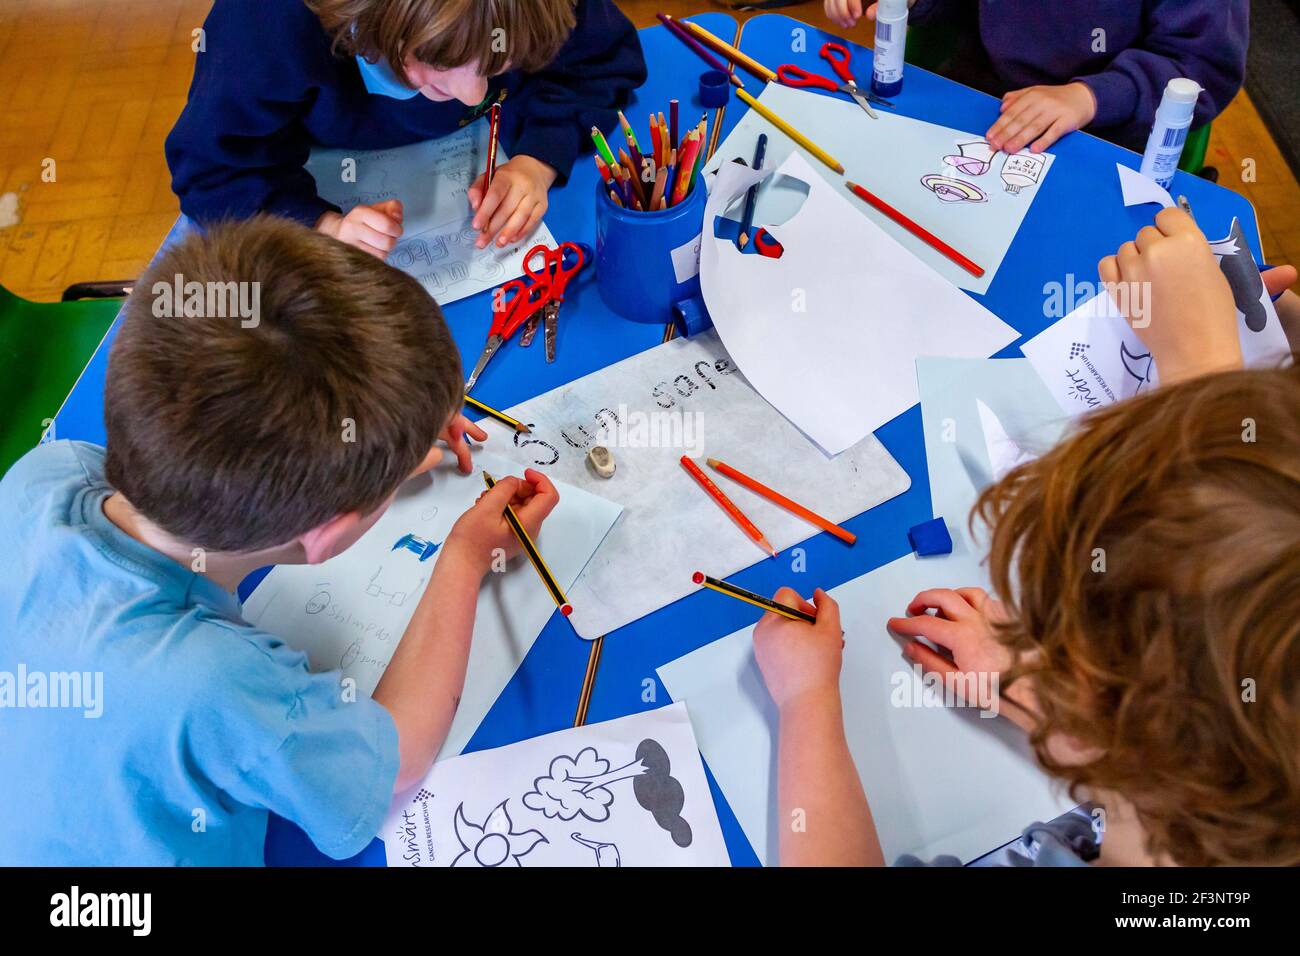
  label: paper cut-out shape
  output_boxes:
[943,140,996,176]
[921,174,987,203]
[1211,218,1269,333]
[1001,153,1046,194]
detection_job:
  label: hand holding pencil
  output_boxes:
[448,468,560,574]
[752,587,845,710]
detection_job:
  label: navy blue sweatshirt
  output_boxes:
[166,0,647,226]
[910,0,1248,149]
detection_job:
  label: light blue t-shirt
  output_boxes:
[0,441,399,865]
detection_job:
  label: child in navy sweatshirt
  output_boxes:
[826,1,1248,155]
[167,0,646,258]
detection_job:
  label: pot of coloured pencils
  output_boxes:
[593,174,707,325]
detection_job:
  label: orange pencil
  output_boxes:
[672,134,702,205]
[707,458,857,545]
[681,455,776,558]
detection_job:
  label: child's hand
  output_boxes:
[316,199,404,258]
[825,0,869,29]
[1098,208,1242,385]
[888,587,1039,730]
[469,155,557,250]
[753,589,844,712]
[439,414,489,475]
[446,468,560,571]
[986,82,1096,154]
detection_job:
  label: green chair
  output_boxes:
[0,283,125,477]
[905,23,1215,178]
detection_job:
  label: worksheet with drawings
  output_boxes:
[240,451,622,759]
[381,702,730,867]
[305,123,556,305]
[479,330,912,639]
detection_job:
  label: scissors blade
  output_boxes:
[845,84,879,119]
[464,336,502,392]
[519,314,541,347]
[544,303,559,363]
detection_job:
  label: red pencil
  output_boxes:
[485,103,502,189]
[672,133,702,205]
[707,458,857,545]
[681,455,776,558]
[845,180,985,278]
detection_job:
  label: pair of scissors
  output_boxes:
[777,42,893,119]
[464,275,550,393]
[518,242,589,364]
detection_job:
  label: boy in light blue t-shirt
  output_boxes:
[0,216,559,865]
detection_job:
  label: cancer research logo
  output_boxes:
[1062,341,1115,409]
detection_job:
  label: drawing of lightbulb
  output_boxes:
[1001,153,1045,194]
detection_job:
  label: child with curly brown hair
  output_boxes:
[753,211,1300,866]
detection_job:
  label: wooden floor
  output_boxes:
[1,0,1297,301]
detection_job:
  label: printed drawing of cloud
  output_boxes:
[631,739,692,848]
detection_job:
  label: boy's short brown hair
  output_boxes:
[104,216,462,553]
[976,359,1300,865]
[309,0,578,79]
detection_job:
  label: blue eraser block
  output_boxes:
[909,518,952,556]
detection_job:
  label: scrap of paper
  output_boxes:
[305,124,556,305]
[478,328,911,640]
[241,451,621,759]
[1116,162,1176,209]
[380,702,729,867]
[705,83,1055,294]
[700,152,1020,456]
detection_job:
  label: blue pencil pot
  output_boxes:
[594,178,708,324]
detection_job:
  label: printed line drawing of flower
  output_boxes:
[452,800,547,867]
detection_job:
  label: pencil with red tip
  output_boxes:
[693,572,817,624]
[845,180,985,278]
[483,472,573,617]
[707,457,856,545]
[681,456,776,558]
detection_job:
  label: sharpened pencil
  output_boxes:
[681,455,776,558]
[464,394,530,434]
[692,572,817,624]
[483,472,572,617]
[707,457,856,544]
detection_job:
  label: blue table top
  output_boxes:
[49,13,1267,869]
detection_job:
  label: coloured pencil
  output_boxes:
[692,572,817,624]
[707,457,857,544]
[676,17,778,84]
[590,126,616,168]
[464,394,530,434]
[670,99,680,152]
[482,472,572,617]
[649,118,662,168]
[736,88,845,175]
[680,455,776,558]
[484,103,502,189]
[672,134,702,205]
[656,13,744,88]
[738,133,768,249]
[845,180,985,277]
[650,166,668,209]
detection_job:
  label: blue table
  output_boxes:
[50,14,1269,868]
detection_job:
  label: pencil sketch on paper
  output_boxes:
[522,739,694,847]
[571,833,621,867]
[452,801,547,868]
[921,174,988,203]
[942,140,996,177]
[305,585,331,615]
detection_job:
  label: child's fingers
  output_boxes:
[352,205,404,238]
[1153,205,1203,239]
[903,639,960,678]
[348,221,400,253]
[906,588,974,621]
[888,612,965,650]
[467,173,487,212]
[472,176,511,235]
[811,588,841,632]
[478,184,526,248]
[1004,113,1050,154]
[1098,254,1120,287]
[1262,265,1298,297]
[447,433,474,474]
[373,198,405,225]
[463,418,489,443]
[1134,225,1164,254]
[515,469,560,530]
[354,239,391,260]
[954,586,990,612]
[496,201,536,248]
[511,202,546,245]
[986,103,1039,148]
[773,586,817,618]
[1028,117,1071,153]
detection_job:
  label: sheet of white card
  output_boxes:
[478,328,912,639]
[380,702,729,867]
[704,83,1054,294]
[305,124,556,305]
[241,452,621,759]
[700,153,1020,455]
[657,357,1073,865]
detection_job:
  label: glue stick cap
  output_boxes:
[877,0,909,15]
[1163,77,1203,105]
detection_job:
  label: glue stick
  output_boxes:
[1139,78,1202,191]
[872,0,909,99]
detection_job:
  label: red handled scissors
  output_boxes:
[778,42,892,119]
[464,275,550,393]
[518,241,589,363]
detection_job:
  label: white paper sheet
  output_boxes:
[380,702,730,867]
[1117,162,1175,208]
[478,329,912,639]
[1023,226,1290,417]
[656,554,1073,866]
[977,399,1035,482]
[241,451,621,759]
[699,152,1020,455]
[705,84,1054,293]
[305,124,556,305]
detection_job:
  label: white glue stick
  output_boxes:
[872,0,910,99]
[1139,78,1202,190]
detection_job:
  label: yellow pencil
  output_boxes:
[483,472,572,617]
[677,18,779,84]
[735,89,845,175]
[464,394,530,433]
